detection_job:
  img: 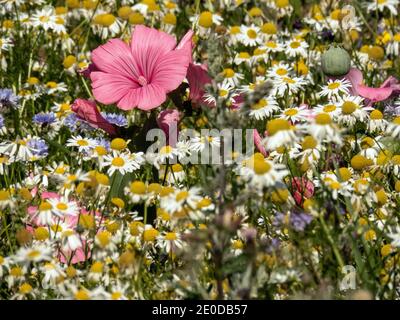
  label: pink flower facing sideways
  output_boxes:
[90,26,193,111]
[71,98,117,135]
[339,68,400,104]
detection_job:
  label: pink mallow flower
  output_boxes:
[71,98,117,135]
[342,68,400,105]
[186,63,213,107]
[157,109,180,147]
[89,26,193,111]
[291,177,314,206]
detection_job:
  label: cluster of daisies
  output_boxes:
[2,0,400,300]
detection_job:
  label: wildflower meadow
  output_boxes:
[1,0,400,301]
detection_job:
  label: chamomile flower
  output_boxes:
[285,39,309,58]
[190,135,221,153]
[271,75,307,97]
[47,197,79,218]
[249,97,279,120]
[263,39,284,53]
[45,81,68,94]
[314,102,342,119]
[368,109,388,133]
[0,189,14,209]
[103,152,143,176]
[66,135,96,153]
[234,51,252,65]
[337,95,372,127]
[238,25,262,46]
[279,105,311,123]
[157,231,184,253]
[267,63,292,79]
[15,245,52,264]
[221,68,244,86]
[319,79,352,100]
[31,7,57,31]
[307,113,342,144]
[240,153,288,189]
[0,138,34,162]
[92,13,123,39]
[263,119,298,150]
[190,11,223,35]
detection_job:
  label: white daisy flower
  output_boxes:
[319,79,352,100]
[238,25,262,46]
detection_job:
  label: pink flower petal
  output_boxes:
[152,50,190,92]
[130,25,177,80]
[157,109,180,146]
[357,85,393,102]
[91,71,139,106]
[91,39,139,81]
[71,98,117,135]
[186,63,212,105]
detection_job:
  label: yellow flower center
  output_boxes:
[342,101,357,115]
[90,261,103,273]
[275,0,289,8]
[130,181,146,194]
[232,240,244,250]
[198,11,213,28]
[327,82,340,90]
[247,29,257,39]
[160,145,173,154]
[129,12,145,25]
[284,108,298,116]
[276,68,288,76]
[0,190,10,201]
[143,228,159,242]
[323,104,336,113]
[56,203,68,211]
[302,136,317,150]
[97,231,111,247]
[261,22,277,34]
[75,290,90,300]
[111,138,127,150]
[176,191,189,201]
[93,13,116,27]
[77,139,88,146]
[111,157,125,167]
[165,232,177,241]
[267,119,291,135]
[163,13,176,25]
[238,52,250,59]
[290,41,300,49]
[39,16,50,23]
[27,250,41,259]
[370,109,383,120]
[223,68,235,78]
[19,283,33,295]
[253,159,272,175]
[315,113,332,125]
[338,167,352,181]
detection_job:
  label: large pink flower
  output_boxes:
[90,26,193,111]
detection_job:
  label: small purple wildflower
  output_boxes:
[0,88,20,110]
[33,112,56,125]
[101,112,128,127]
[27,138,49,157]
